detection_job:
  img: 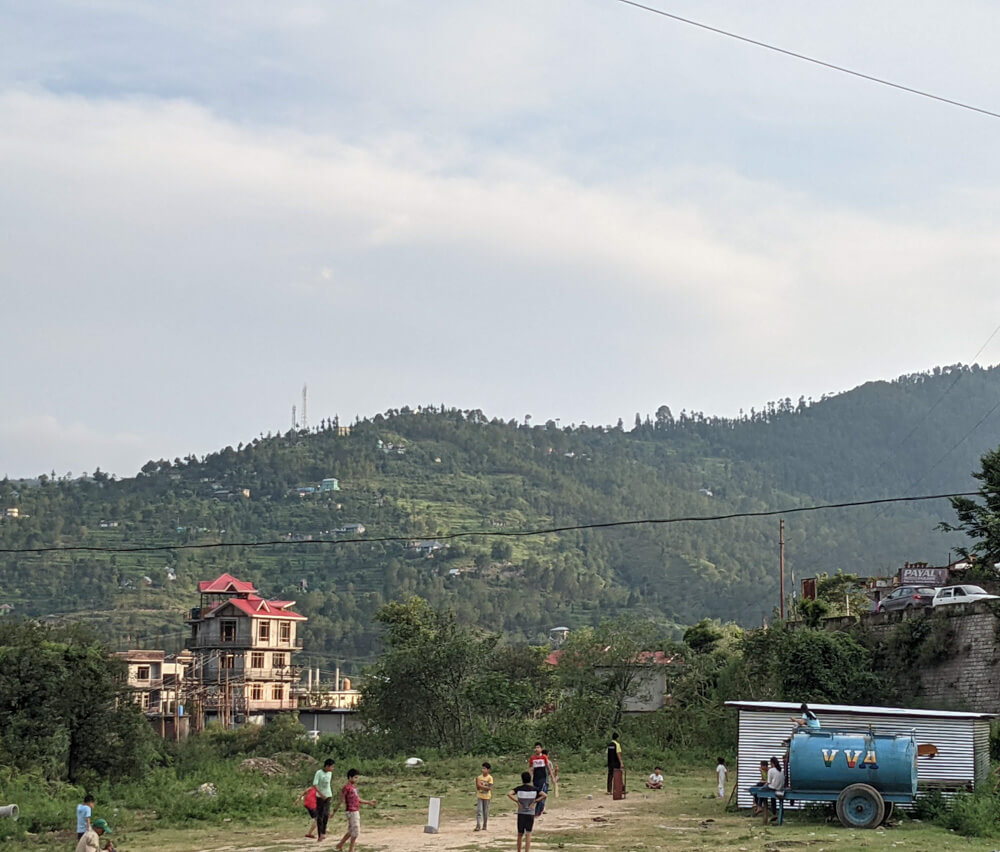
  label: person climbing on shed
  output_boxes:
[791,703,820,729]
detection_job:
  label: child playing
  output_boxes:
[645,767,664,789]
[508,771,545,852]
[475,762,493,831]
[716,758,728,798]
[528,743,553,817]
[752,760,768,815]
[332,769,377,852]
[293,784,319,838]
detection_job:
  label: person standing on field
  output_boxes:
[333,768,377,852]
[475,762,493,831]
[312,758,335,841]
[606,733,624,795]
[716,758,728,798]
[528,742,552,816]
[509,770,545,852]
[76,794,94,839]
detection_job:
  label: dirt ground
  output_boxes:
[143,769,1000,852]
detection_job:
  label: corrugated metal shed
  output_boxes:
[726,701,994,810]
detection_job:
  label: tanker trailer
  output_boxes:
[751,727,917,828]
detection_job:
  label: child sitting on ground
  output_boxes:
[645,767,664,789]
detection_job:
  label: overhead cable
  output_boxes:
[616,0,1000,120]
[0,490,979,555]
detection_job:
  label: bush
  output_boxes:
[937,790,1000,838]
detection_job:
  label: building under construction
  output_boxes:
[119,571,359,737]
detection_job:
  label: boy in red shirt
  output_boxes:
[528,743,553,816]
[333,769,376,852]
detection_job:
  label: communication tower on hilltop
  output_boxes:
[291,405,297,430]
[302,384,308,431]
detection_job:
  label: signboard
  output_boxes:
[900,566,948,586]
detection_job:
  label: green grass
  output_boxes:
[7,762,1000,852]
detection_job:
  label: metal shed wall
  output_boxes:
[733,707,986,810]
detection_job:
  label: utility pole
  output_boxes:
[779,519,786,620]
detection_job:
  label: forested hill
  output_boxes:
[2,364,1000,672]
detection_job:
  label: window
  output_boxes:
[136,665,151,681]
[250,652,265,669]
[258,621,270,643]
[140,692,151,709]
[272,653,286,668]
[271,685,284,701]
[279,621,291,642]
[221,654,235,670]
[249,684,263,701]
[220,620,237,642]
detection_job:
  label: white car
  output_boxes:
[931,585,1000,607]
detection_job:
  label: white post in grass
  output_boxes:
[424,797,441,834]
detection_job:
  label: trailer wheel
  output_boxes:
[835,784,885,829]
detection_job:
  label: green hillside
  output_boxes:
[1,364,998,674]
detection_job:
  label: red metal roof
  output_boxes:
[197,573,258,594]
[204,596,306,621]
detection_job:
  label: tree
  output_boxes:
[0,622,159,783]
[360,597,497,750]
[739,626,882,704]
[941,448,1000,567]
[654,405,674,428]
[683,618,723,653]
[554,617,667,730]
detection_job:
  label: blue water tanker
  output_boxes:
[752,728,917,828]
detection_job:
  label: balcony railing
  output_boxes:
[244,666,303,681]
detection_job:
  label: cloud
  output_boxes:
[2,87,1000,476]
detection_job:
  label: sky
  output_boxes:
[3,0,1000,478]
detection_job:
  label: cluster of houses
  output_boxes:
[117,572,360,738]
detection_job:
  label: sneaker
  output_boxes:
[474,827,481,832]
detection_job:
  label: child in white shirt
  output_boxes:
[716,758,728,798]
[645,767,664,789]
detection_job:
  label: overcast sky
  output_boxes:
[3,1,1000,478]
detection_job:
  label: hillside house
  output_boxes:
[546,649,677,713]
[409,539,445,556]
[116,649,193,738]
[185,573,307,725]
[320,478,340,492]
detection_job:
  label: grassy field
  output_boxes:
[22,765,1000,852]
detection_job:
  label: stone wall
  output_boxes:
[857,601,1000,712]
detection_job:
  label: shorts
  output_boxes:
[517,813,535,835]
[305,806,317,819]
[347,810,361,838]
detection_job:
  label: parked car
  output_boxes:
[931,585,1000,607]
[876,586,938,612]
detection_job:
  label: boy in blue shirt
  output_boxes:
[76,795,94,839]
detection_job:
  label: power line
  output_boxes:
[615,0,1000,121]
[0,491,979,555]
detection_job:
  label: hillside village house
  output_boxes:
[185,572,307,725]
[546,647,676,713]
[115,649,193,738]
[120,572,361,735]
